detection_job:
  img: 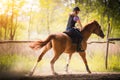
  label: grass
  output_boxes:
[0,54,36,73]
[0,52,120,76]
[108,55,120,72]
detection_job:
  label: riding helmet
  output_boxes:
[73,7,80,11]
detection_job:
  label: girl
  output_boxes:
[66,7,84,52]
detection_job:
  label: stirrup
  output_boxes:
[76,48,84,52]
[76,46,84,52]
[76,44,84,52]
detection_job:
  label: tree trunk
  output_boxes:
[28,4,33,40]
[47,7,50,34]
[9,0,14,40]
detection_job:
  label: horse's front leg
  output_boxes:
[79,52,91,73]
[65,54,72,73]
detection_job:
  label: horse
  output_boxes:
[29,20,105,75]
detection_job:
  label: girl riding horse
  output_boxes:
[29,20,105,75]
[30,7,104,75]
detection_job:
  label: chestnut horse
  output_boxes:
[29,20,105,75]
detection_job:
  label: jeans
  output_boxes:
[66,27,83,40]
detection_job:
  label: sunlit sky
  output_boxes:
[22,0,40,12]
[0,0,40,15]
[0,0,75,15]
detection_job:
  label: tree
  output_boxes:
[74,0,120,37]
[0,0,25,40]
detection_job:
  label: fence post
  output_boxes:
[105,20,110,69]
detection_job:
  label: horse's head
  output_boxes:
[92,20,105,38]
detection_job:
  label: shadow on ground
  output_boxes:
[0,72,120,80]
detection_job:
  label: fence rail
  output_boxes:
[108,38,120,41]
[0,40,116,44]
[0,40,33,43]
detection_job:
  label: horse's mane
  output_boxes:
[81,21,94,32]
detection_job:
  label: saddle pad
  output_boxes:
[63,31,78,44]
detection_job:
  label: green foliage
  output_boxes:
[0,0,120,40]
[75,0,120,38]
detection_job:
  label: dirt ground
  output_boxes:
[1,72,120,80]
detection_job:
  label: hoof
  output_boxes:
[29,72,33,76]
[65,68,68,72]
[87,70,91,74]
[65,70,69,73]
[53,72,58,75]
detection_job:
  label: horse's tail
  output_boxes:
[29,34,55,50]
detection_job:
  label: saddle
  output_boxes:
[63,31,79,44]
[63,30,84,52]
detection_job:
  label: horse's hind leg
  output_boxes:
[37,42,52,62]
[50,53,61,75]
[29,42,52,76]
[79,52,91,73]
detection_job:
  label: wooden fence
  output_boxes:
[0,37,119,69]
[105,22,120,69]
